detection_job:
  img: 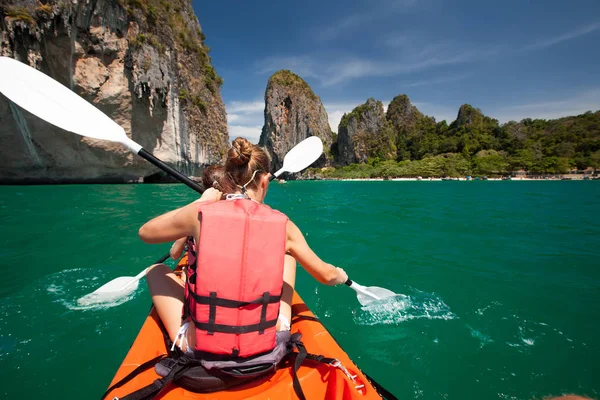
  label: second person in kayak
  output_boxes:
[138,137,348,363]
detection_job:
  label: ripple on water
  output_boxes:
[354,288,455,325]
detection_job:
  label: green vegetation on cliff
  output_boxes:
[339,99,378,130]
[268,70,317,100]
[331,95,600,176]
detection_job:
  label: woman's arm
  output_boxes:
[286,220,348,286]
[138,202,199,244]
[170,237,188,259]
[139,188,222,244]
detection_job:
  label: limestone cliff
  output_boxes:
[386,94,425,134]
[387,94,436,161]
[259,70,333,173]
[454,104,488,128]
[337,98,388,165]
[0,0,228,183]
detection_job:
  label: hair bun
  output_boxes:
[228,137,252,167]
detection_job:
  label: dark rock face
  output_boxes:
[455,104,485,127]
[0,0,228,183]
[259,70,333,174]
[387,94,436,161]
[337,98,386,165]
[386,94,424,133]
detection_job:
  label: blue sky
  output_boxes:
[192,0,600,143]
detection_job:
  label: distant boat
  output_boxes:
[278,179,287,184]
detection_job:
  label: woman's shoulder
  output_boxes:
[259,202,289,220]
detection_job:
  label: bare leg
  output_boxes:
[277,254,296,331]
[146,263,185,342]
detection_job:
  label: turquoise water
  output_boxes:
[0,181,599,399]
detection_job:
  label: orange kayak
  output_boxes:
[105,257,384,399]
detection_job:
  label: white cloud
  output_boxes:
[318,0,421,41]
[405,73,471,87]
[228,101,264,114]
[412,101,458,124]
[491,88,600,123]
[523,22,600,51]
[259,37,485,87]
[326,107,352,133]
[226,100,265,144]
[320,14,371,41]
[228,125,263,144]
[257,56,322,81]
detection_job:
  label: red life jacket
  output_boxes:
[184,199,288,359]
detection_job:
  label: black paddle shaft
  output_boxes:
[138,148,205,194]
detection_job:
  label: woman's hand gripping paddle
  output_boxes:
[0,56,397,307]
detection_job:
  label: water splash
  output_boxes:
[354,288,455,325]
[45,268,141,311]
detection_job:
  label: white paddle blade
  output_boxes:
[76,276,139,306]
[351,282,403,306]
[359,286,403,307]
[279,136,323,174]
[0,57,140,152]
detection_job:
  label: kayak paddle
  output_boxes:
[0,56,396,306]
[269,136,323,180]
[76,253,170,306]
[345,279,403,306]
[73,136,324,304]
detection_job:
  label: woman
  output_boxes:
[169,163,299,332]
[138,137,348,361]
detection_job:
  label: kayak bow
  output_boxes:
[105,256,385,400]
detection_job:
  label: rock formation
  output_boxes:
[386,94,425,134]
[454,104,486,128]
[337,98,387,165]
[259,70,333,173]
[0,0,228,183]
[387,94,436,161]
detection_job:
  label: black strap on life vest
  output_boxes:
[186,289,281,336]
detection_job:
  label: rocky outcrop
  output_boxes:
[387,94,435,161]
[0,0,228,183]
[337,98,387,165]
[386,94,425,134]
[453,104,499,129]
[259,70,333,173]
